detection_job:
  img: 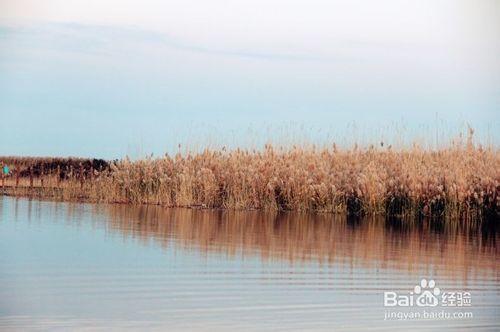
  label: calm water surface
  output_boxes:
[0,196,499,331]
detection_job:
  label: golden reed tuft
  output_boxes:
[1,136,498,220]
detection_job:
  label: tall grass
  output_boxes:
[1,134,498,219]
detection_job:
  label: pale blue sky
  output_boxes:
[0,0,499,158]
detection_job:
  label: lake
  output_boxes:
[0,196,498,331]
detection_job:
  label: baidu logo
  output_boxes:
[384,278,442,307]
[383,278,473,321]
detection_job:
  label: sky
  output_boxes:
[0,0,499,158]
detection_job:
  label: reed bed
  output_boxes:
[1,136,498,220]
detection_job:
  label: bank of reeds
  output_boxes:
[1,136,498,220]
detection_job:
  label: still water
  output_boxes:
[0,196,498,331]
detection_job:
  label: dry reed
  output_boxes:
[1,133,498,220]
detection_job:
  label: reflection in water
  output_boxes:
[102,204,499,277]
[0,197,499,331]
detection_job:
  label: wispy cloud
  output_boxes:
[0,21,412,63]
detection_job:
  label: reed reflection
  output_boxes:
[96,204,499,277]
